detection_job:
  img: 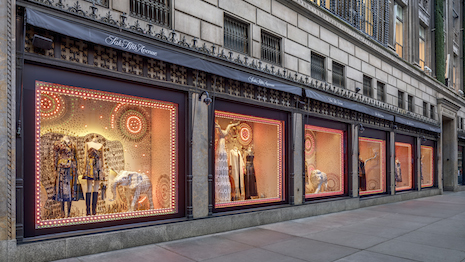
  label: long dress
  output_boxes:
[358,159,366,191]
[215,128,231,203]
[53,140,78,201]
[245,154,258,199]
[230,148,245,199]
[84,147,104,181]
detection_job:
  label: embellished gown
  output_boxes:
[245,154,258,199]
[215,127,232,203]
[53,140,78,201]
[84,147,104,181]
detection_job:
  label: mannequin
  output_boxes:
[53,135,77,217]
[244,146,258,199]
[83,137,104,215]
[230,146,245,200]
[359,152,377,191]
[214,121,240,203]
[395,158,402,183]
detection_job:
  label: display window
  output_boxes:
[420,145,434,188]
[359,137,386,195]
[214,110,284,208]
[304,125,344,198]
[459,145,464,185]
[34,81,178,229]
[395,142,413,191]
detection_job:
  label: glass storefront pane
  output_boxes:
[214,111,284,208]
[36,81,178,228]
[359,137,386,195]
[420,145,434,188]
[395,142,413,191]
[304,125,344,198]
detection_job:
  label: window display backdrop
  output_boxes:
[395,142,413,191]
[359,137,386,195]
[304,125,345,198]
[34,81,178,229]
[420,145,434,187]
[214,110,284,208]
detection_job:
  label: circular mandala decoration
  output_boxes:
[367,179,379,190]
[238,123,253,146]
[326,173,340,191]
[40,93,65,121]
[305,132,316,156]
[117,109,149,141]
[156,174,171,208]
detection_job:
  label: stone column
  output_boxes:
[389,131,395,195]
[351,124,359,198]
[0,0,16,259]
[416,137,422,191]
[192,93,209,218]
[293,113,303,205]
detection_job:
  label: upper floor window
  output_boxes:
[311,53,326,81]
[332,62,345,88]
[419,26,426,70]
[377,82,385,102]
[395,4,404,58]
[85,0,108,7]
[430,104,435,119]
[423,102,428,117]
[398,90,404,109]
[408,95,413,112]
[224,16,249,55]
[363,75,373,97]
[261,31,281,65]
[130,0,171,28]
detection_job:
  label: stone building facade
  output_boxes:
[0,0,464,260]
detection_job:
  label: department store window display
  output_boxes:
[421,145,434,188]
[359,137,386,195]
[35,81,178,228]
[304,125,344,198]
[395,142,413,191]
[214,111,284,208]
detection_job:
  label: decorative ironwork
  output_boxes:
[68,1,86,16]
[261,32,281,65]
[84,0,108,8]
[224,16,249,55]
[170,65,187,85]
[147,59,166,80]
[61,36,88,64]
[94,45,117,70]
[100,11,117,25]
[122,52,143,75]
[193,70,206,89]
[130,0,171,28]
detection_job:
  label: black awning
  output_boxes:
[395,116,441,133]
[305,89,394,121]
[26,8,302,96]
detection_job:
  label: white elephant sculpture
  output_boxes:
[109,170,154,211]
[309,169,328,194]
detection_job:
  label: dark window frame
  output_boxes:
[311,53,326,81]
[261,30,282,66]
[377,81,385,102]
[332,61,345,88]
[224,15,250,55]
[363,75,373,98]
[130,0,171,28]
[398,90,404,109]
[407,94,413,112]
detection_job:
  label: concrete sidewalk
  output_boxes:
[55,191,465,262]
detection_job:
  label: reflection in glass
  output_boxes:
[420,145,434,188]
[359,137,386,195]
[395,142,413,191]
[304,125,344,198]
[214,111,284,208]
[35,81,178,228]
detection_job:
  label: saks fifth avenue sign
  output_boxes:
[105,35,158,57]
[248,76,276,88]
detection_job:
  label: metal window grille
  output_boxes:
[377,82,385,101]
[408,95,413,112]
[363,75,372,97]
[261,32,281,65]
[398,90,404,109]
[430,105,435,119]
[130,0,171,28]
[224,16,249,55]
[311,53,326,81]
[85,0,108,7]
[332,62,345,88]
[312,0,388,46]
[423,102,428,117]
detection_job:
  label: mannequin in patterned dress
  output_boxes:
[53,135,77,217]
[83,137,104,215]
